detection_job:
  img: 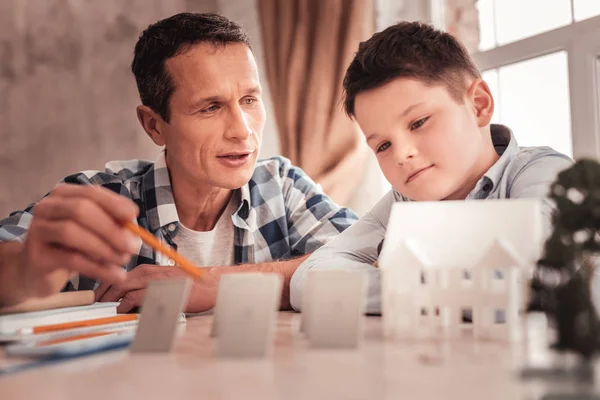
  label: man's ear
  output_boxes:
[136,105,167,146]
[466,79,494,128]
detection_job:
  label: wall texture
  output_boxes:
[1,0,475,218]
[444,0,479,52]
[0,0,217,216]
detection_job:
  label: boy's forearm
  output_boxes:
[290,249,382,313]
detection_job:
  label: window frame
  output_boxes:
[472,14,600,160]
[431,0,600,160]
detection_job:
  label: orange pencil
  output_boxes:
[38,331,118,346]
[123,221,205,280]
[24,314,139,335]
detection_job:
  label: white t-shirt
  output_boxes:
[172,195,237,267]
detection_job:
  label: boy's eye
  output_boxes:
[376,142,391,153]
[410,116,429,131]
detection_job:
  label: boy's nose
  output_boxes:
[393,142,418,165]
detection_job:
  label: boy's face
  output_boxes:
[354,77,494,201]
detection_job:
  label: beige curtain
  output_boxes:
[258,0,373,205]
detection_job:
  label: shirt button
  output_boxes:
[167,259,175,266]
[168,224,176,232]
[483,183,491,192]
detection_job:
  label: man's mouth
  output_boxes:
[217,151,254,159]
[219,154,248,159]
[216,150,255,167]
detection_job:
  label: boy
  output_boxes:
[289,21,573,314]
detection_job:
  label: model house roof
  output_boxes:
[382,237,526,270]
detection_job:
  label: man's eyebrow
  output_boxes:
[190,95,226,108]
[244,86,262,95]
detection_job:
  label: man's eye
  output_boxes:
[202,105,219,113]
[410,116,429,131]
[243,97,259,106]
[376,142,391,153]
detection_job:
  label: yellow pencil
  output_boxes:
[123,221,205,280]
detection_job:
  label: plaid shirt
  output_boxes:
[0,152,358,290]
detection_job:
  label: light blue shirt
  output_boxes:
[290,124,574,314]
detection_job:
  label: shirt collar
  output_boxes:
[476,123,519,195]
[141,150,253,233]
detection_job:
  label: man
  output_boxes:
[0,13,357,312]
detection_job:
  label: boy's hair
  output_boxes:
[131,13,251,123]
[342,21,481,117]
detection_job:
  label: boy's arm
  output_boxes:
[509,152,573,231]
[289,190,397,314]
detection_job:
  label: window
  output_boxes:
[483,52,573,156]
[494,309,506,324]
[574,0,600,21]
[461,307,473,324]
[475,0,600,51]
[466,0,600,160]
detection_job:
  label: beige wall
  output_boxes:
[0,0,218,216]
[2,0,448,218]
[444,0,479,53]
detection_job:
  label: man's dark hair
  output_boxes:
[131,13,251,122]
[343,21,481,117]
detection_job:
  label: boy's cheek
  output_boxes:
[381,165,406,191]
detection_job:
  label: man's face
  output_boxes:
[354,77,489,201]
[160,43,265,189]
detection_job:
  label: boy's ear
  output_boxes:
[136,105,167,146]
[466,79,494,127]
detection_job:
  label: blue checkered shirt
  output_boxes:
[0,152,358,290]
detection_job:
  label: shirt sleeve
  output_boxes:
[289,190,398,314]
[281,160,359,256]
[0,171,123,243]
[509,151,573,233]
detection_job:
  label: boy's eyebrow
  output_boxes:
[366,101,428,142]
[399,101,426,119]
[366,133,379,143]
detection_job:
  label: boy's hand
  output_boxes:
[17,184,139,298]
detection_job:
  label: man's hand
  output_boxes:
[95,264,219,313]
[15,184,139,300]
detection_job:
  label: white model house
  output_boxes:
[379,199,543,342]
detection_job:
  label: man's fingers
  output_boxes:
[51,184,139,222]
[100,265,180,302]
[35,219,132,267]
[98,265,165,302]
[116,290,145,314]
[94,282,112,302]
[99,279,145,303]
[34,195,139,255]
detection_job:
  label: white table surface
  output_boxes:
[0,312,598,400]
